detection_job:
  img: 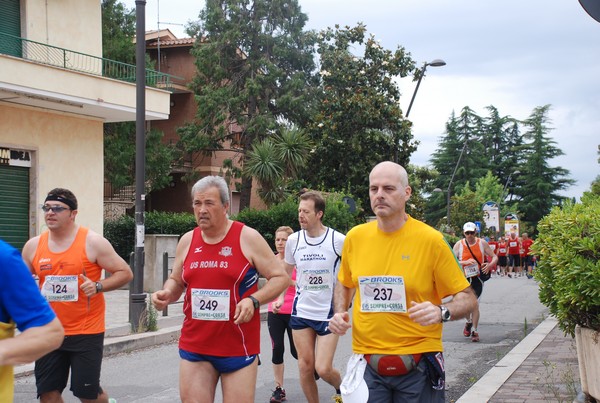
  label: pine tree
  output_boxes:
[516,105,575,227]
[482,105,522,191]
[428,107,488,226]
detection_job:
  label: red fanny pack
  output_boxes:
[364,354,422,376]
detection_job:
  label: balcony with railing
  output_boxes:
[0,32,182,89]
[0,32,178,121]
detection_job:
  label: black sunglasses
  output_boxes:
[464,231,475,235]
[42,205,70,213]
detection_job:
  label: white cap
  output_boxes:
[463,222,477,232]
[341,354,369,403]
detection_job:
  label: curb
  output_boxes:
[456,316,558,402]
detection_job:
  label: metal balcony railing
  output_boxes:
[0,32,180,89]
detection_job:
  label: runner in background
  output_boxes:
[506,232,521,278]
[521,233,535,279]
[497,235,508,277]
[268,226,298,403]
[487,234,499,277]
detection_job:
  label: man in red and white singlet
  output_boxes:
[507,232,522,277]
[497,236,508,276]
[521,233,535,278]
[152,176,289,403]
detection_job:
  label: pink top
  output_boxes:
[268,267,297,315]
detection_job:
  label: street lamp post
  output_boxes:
[395,59,446,163]
[502,171,520,204]
[405,59,447,118]
[444,140,468,227]
[131,0,147,332]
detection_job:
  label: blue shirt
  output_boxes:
[0,239,57,331]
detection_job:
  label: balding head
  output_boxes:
[369,161,409,188]
[369,161,412,227]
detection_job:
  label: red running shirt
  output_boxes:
[180,221,260,357]
[522,238,534,256]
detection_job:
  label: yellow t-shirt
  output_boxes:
[0,321,16,403]
[338,217,469,354]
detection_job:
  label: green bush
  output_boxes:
[104,211,196,260]
[105,192,362,259]
[532,194,600,336]
[441,232,460,246]
[104,215,135,262]
[233,197,299,246]
[233,193,362,247]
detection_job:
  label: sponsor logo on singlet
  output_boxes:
[219,246,233,257]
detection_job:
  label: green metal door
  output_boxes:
[0,165,30,250]
[0,0,22,57]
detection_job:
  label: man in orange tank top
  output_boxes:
[452,222,498,342]
[22,188,133,403]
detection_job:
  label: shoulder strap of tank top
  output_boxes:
[330,228,341,258]
[465,239,482,267]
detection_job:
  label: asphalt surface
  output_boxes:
[13,274,548,402]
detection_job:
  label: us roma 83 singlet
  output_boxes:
[179,221,260,357]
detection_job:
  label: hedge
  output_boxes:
[105,192,362,260]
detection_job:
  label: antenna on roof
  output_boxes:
[157,0,161,72]
[155,0,185,72]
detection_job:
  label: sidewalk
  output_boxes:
[458,316,581,402]
[15,290,583,403]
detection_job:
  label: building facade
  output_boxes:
[0,0,171,249]
[141,29,266,215]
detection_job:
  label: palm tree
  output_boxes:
[244,126,312,205]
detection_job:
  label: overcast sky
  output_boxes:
[124,0,600,199]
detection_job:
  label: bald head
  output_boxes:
[369,161,409,188]
[369,161,412,225]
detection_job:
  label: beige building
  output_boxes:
[0,0,171,249]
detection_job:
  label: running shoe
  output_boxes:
[463,322,473,337]
[471,331,480,342]
[270,386,286,403]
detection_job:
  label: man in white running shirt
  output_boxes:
[284,191,344,403]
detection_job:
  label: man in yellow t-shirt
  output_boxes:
[329,161,476,402]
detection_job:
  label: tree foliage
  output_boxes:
[181,0,317,210]
[302,23,417,208]
[101,0,136,64]
[516,105,575,225]
[104,123,176,192]
[427,104,573,233]
[244,126,312,206]
[533,194,600,336]
[101,0,174,193]
[405,164,438,222]
[586,145,600,196]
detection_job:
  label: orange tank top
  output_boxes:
[32,227,105,335]
[461,238,484,264]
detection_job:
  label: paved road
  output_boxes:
[14,275,546,402]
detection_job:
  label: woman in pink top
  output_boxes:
[268,226,298,403]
